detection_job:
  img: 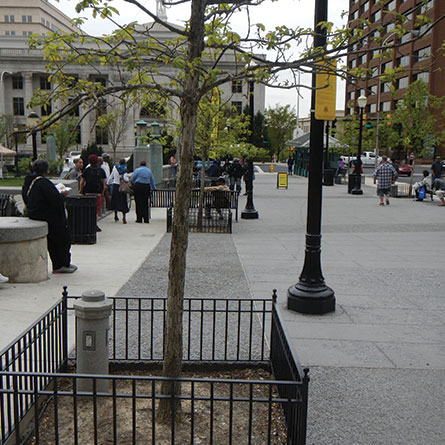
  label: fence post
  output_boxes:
[62,286,69,370]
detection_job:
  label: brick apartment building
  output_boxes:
[345,0,445,154]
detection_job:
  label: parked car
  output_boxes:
[341,151,382,167]
[397,163,413,176]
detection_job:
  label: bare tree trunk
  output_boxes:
[158,0,206,422]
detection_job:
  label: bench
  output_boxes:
[0,193,10,216]
[149,189,240,221]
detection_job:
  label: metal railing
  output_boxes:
[0,294,68,444]
[0,291,308,444]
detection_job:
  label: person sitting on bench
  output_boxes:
[204,176,230,219]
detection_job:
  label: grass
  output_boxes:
[0,177,25,187]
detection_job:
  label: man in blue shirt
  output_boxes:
[130,161,156,223]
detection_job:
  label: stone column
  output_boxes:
[24,73,35,153]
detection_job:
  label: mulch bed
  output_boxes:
[26,368,287,444]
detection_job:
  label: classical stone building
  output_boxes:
[0,1,265,158]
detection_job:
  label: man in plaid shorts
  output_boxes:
[373,155,398,206]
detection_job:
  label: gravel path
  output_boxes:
[118,233,252,299]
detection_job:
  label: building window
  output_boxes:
[231,80,242,94]
[350,9,358,21]
[370,103,377,112]
[414,46,431,62]
[348,91,355,101]
[5,31,16,36]
[361,1,369,13]
[231,101,243,114]
[397,55,410,66]
[40,76,51,90]
[370,84,377,94]
[386,0,396,11]
[414,72,429,83]
[41,102,52,116]
[396,77,409,89]
[13,97,24,116]
[95,126,108,145]
[371,10,381,23]
[12,75,23,89]
[5,15,15,23]
[358,54,367,65]
[22,31,32,36]
[370,66,378,78]
[22,15,32,23]
[382,82,391,93]
[382,61,393,72]
[400,32,411,44]
[96,98,107,117]
[350,59,357,69]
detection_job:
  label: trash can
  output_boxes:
[323,169,335,186]
[348,174,357,194]
[66,195,97,244]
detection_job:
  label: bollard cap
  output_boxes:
[82,289,106,302]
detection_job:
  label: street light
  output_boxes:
[135,119,147,148]
[241,64,259,220]
[287,0,335,314]
[351,95,367,195]
[27,111,39,161]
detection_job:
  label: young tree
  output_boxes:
[0,114,14,148]
[52,116,79,160]
[264,105,297,161]
[392,80,445,158]
[28,0,440,420]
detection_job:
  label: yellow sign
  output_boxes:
[277,172,288,189]
[315,59,337,121]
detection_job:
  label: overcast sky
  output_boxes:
[51,0,349,118]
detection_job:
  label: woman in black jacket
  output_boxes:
[22,159,77,274]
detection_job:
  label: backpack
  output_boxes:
[418,186,425,199]
[85,166,103,193]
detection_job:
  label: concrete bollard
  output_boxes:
[74,289,112,393]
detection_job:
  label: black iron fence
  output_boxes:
[0,291,308,444]
[167,207,232,234]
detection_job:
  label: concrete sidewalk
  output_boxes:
[233,173,444,444]
[0,206,166,349]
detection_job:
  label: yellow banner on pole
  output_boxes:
[315,59,337,121]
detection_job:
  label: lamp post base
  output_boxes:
[351,188,363,195]
[241,208,259,219]
[287,282,335,314]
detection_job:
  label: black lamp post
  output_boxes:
[351,95,367,195]
[241,78,259,219]
[287,0,335,314]
[27,111,39,161]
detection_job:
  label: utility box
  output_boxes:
[74,289,112,393]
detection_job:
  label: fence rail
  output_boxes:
[1,291,308,445]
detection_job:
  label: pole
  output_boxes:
[31,130,37,161]
[241,80,259,219]
[287,0,335,314]
[351,107,364,195]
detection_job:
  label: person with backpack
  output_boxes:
[79,154,106,231]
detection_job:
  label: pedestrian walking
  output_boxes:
[108,159,130,224]
[169,154,177,178]
[373,155,398,206]
[131,161,156,223]
[227,158,243,193]
[22,159,77,274]
[287,156,294,175]
[431,156,443,182]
